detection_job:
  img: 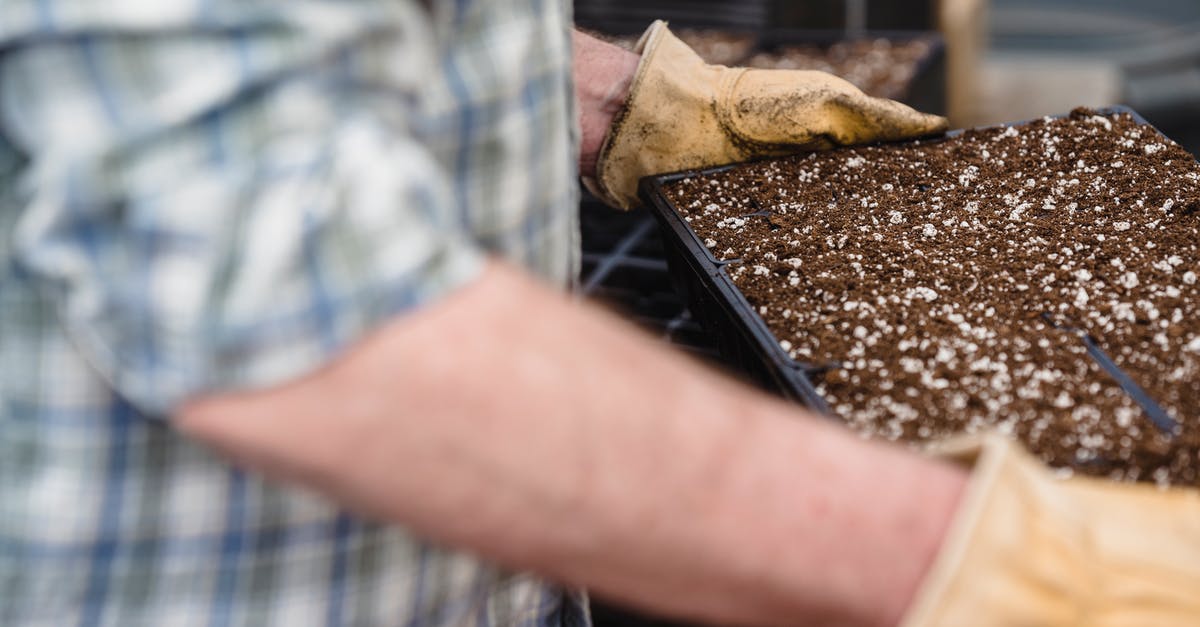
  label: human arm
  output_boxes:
[574,29,639,178]
[179,260,968,627]
[0,3,956,623]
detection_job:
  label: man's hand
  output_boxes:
[588,21,948,209]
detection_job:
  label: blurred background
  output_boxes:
[575,0,1200,155]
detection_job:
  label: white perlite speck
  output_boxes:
[921,223,937,237]
[958,166,979,187]
[1184,271,1197,285]
[1186,337,1200,353]
[1119,272,1139,289]
[1052,391,1074,409]
[1113,221,1131,232]
[906,286,939,302]
[888,210,905,224]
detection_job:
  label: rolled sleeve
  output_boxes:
[7,14,486,415]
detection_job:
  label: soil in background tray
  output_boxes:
[587,30,930,99]
[665,108,1200,486]
[587,28,755,67]
[743,37,935,99]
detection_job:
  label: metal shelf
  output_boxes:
[579,197,722,361]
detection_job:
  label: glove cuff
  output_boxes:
[902,435,1086,627]
[907,434,1200,626]
[589,21,740,209]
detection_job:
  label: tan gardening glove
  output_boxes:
[588,21,948,209]
[904,434,1200,627]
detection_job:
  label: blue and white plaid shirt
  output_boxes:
[0,0,585,624]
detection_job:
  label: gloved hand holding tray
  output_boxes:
[639,106,1200,486]
[580,26,945,114]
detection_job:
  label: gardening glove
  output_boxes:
[903,434,1200,627]
[587,20,948,209]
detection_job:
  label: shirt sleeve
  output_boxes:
[3,3,484,416]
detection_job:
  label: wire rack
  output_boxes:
[578,196,721,361]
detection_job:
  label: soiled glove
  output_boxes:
[588,21,948,209]
[905,435,1200,627]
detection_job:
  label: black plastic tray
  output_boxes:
[638,106,1187,434]
[637,157,832,412]
[577,23,946,115]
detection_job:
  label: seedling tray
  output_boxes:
[638,106,1191,438]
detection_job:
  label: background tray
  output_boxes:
[576,22,946,115]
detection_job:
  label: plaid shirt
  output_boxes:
[0,0,585,624]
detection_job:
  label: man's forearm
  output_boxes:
[179,261,966,627]
[573,29,639,177]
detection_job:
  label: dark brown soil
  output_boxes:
[744,38,935,99]
[665,108,1200,486]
